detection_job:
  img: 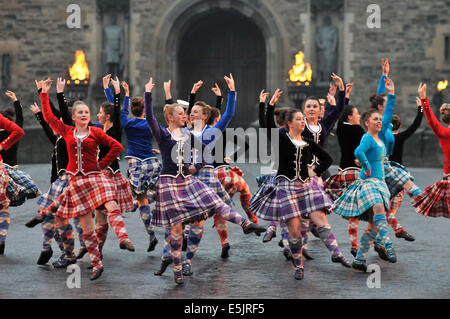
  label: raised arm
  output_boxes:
[144,77,162,144]
[213,74,236,132]
[379,78,396,139]
[354,134,374,175]
[187,80,203,114]
[110,76,122,136]
[164,80,174,104]
[56,77,72,125]
[4,91,23,128]
[266,89,283,130]
[211,83,223,111]
[30,102,57,145]
[259,89,270,128]
[40,79,68,137]
[120,81,130,128]
[376,58,389,94]
[321,73,345,131]
[418,83,450,138]
[397,97,424,140]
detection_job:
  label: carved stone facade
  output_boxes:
[0,0,448,165]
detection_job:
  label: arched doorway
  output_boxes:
[177,10,266,127]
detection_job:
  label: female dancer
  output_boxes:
[181,74,264,276]
[144,77,263,284]
[2,91,40,207]
[96,75,135,255]
[0,112,24,254]
[104,77,161,253]
[332,77,398,271]
[413,83,450,218]
[40,78,127,280]
[250,104,350,280]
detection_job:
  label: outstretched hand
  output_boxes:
[191,80,203,94]
[417,83,427,100]
[384,77,395,95]
[224,73,235,91]
[145,77,155,93]
[30,102,40,114]
[382,58,390,77]
[330,73,344,91]
[41,78,53,93]
[103,74,112,90]
[269,89,283,106]
[56,77,66,93]
[345,82,354,99]
[111,76,121,94]
[35,80,44,91]
[5,90,17,102]
[121,81,129,96]
[211,83,222,96]
[259,89,270,103]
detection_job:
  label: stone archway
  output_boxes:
[153,0,289,126]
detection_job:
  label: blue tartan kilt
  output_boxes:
[384,161,414,199]
[5,164,41,207]
[331,178,390,221]
[37,174,69,209]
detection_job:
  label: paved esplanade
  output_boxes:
[0,162,449,299]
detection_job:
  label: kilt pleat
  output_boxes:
[152,175,228,228]
[37,174,69,209]
[4,165,41,207]
[331,178,390,221]
[194,166,233,206]
[412,175,450,218]
[384,161,414,199]
[45,173,117,219]
[103,169,134,213]
[126,157,161,195]
[323,167,360,201]
[249,176,333,222]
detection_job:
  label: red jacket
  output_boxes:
[0,113,24,162]
[421,97,450,174]
[40,92,123,175]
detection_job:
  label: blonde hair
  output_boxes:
[163,103,184,122]
[440,103,450,124]
[72,101,88,114]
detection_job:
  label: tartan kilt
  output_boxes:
[152,175,229,228]
[251,173,277,205]
[331,178,390,221]
[412,175,450,218]
[37,174,69,209]
[4,164,41,207]
[249,176,333,222]
[194,166,233,207]
[323,167,360,201]
[389,190,404,211]
[384,161,414,199]
[45,173,117,219]
[103,169,134,213]
[126,157,161,195]
[0,163,10,209]
[215,165,248,197]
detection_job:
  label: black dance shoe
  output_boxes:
[283,247,293,261]
[294,267,304,280]
[374,243,389,261]
[182,236,187,252]
[25,215,44,228]
[0,242,4,255]
[53,257,77,269]
[76,247,88,259]
[90,267,104,281]
[385,247,397,263]
[221,243,231,259]
[332,255,352,268]
[278,239,284,248]
[243,223,266,236]
[302,248,314,260]
[352,259,367,272]
[154,257,173,276]
[119,240,135,252]
[395,230,415,242]
[37,249,53,265]
[147,237,158,252]
[262,229,276,243]
[182,262,193,276]
[350,248,358,257]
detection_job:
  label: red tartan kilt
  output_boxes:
[412,177,450,218]
[103,169,134,213]
[46,173,117,219]
[323,167,360,201]
[215,166,246,197]
[0,163,10,208]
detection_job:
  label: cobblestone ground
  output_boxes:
[0,161,449,299]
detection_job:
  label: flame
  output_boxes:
[288,51,312,83]
[69,50,90,81]
[437,80,448,92]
